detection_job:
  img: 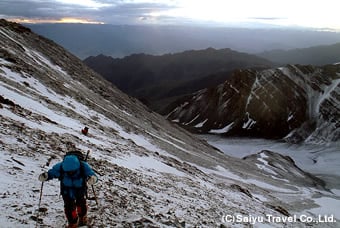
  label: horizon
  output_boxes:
[1,0,340,32]
[24,22,340,60]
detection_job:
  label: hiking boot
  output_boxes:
[79,216,88,226]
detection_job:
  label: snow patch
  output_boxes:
[209,122,234,134]
[242,112,256,129]
[194,118,208,128]
[287,112,294,121]
[256,153,278,175]
[185,114,200,125]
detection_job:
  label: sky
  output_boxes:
[1,0,340,31]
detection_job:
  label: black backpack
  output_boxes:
[64,150,86,162]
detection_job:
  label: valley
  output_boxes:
[202,135,340,189]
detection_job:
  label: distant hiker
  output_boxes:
[38,151,98,228]
[81,126,89,136]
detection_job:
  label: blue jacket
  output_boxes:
[47,160,96,199]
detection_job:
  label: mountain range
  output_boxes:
[258,42,340,65]
[1,19,339,227]
[27,23,340,59]
[83,49,273,111]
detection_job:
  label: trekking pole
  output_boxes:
[38,181,44,210]
[85,150,90,161]
[84,150,99,207]
[35,181,44,228]
[91,185,99,207]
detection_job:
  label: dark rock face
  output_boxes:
[83,48,274,111]
[166,64,340,144]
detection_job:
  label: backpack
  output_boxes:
[64,150,86,162]
[59,151,87,186]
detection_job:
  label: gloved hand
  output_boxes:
[87,175,97,185]
[38,172,48,182]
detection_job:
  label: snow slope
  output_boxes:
[1,20,339,227]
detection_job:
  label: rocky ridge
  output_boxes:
[166,64,340,144]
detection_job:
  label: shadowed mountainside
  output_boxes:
[84,49,274,111]
[165,64,340,144]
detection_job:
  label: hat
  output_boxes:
[62,155,80,172]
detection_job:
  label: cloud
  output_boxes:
[0,0,178,24]
[0,0,60,18]
[1,0,339,30]
[96,2,178,24]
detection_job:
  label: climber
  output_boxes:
[38,152,98,228]
[81,126,89,136]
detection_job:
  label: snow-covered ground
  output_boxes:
[0,56,291,227]
[202,135,340,222]
[1,66,337,227]
[201,135,340,176]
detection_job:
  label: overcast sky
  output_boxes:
[1,0,340,30]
